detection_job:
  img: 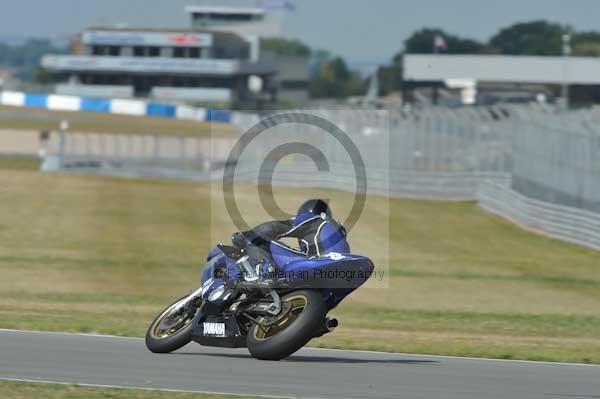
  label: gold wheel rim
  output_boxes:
[151,298,194,339]
[253,295,308,341]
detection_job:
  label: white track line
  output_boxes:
[0,328,141,340]
[0,377,307,399]
[1,328,598,368]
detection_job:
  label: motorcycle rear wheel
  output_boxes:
[145,295,197,354]
[247,289,326,360]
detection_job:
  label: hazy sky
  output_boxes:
[2,0,600,67]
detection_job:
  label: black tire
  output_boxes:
[145,295,196,354]
[247,290,326,361]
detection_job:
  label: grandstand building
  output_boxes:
[403,54,600,106]
[41,4,308,107]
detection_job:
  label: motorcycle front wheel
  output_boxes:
[145,295,198,353]
[247,289,327,360]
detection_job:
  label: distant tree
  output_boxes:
[345,72,366,97]
[309,57,347,98]
[309,48,332,76]
[0,43,12,64]
[572,31,600,56]
[34,66,54,84]
[572,31,600,46]
[572,42,600,57]
[489,20,570,55]
[404,28,484,54]
[478,46,503,55]
[309,57,363,98]
[259,39,362,99]
[261,38,311,57]
[376,53,403,96]
[0,38,66,81]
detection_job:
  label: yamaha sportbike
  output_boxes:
[145,231,374,360]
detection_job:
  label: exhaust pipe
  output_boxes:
[314,318,339,337]
[325,318,338,332]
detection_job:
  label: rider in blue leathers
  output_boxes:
[232,199,349,262]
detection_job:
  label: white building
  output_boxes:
[403,54,600,105]
[41,4,308,106]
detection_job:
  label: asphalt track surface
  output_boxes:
[0,329,598,399]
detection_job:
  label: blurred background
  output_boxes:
[1,0,599,385]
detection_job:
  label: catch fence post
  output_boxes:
[179,135,186,174]
[153,135,160,166]
[58,130,66,168]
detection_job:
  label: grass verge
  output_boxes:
[0,155,41,171]
[0,380,271,399]
[0,168,599,363]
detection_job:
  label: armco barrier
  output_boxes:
[146,103,176,118]
[24,93,47,108]
[0,91,25,107]
[109,99,146,116]
[477,179,600,252]
[205,109,232,123]
[0,90,233,124]
[227,163,511,201]
[47,95,80,111]
[80,98,110,113]
[175,105,206,121]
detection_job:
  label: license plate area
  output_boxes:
[203,322,226,337]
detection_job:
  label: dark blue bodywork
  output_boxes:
[201,232,374,310]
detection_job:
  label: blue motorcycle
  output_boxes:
[145,227,374,360]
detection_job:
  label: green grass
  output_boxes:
[0,155,41,170]
[0,105,236,137]
[0,168,599,364]
[0,380,272,399]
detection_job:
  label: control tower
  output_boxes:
[185,4,285,61]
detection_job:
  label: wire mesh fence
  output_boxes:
[478,179,600,252]
[41,104,600,251]
[44,132,237,180]
[44,104,599,205]
[228,107,514,198]
[511,107,600,213]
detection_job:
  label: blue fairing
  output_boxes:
[200,225,373,308]
[200,247,240,299]
[270,240,373,309]
[317,222,350,254]
[270,242,305,267]
[294,212,349,255]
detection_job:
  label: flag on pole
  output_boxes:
[433,35,448,53]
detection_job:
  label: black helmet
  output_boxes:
[297,199,331,218]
